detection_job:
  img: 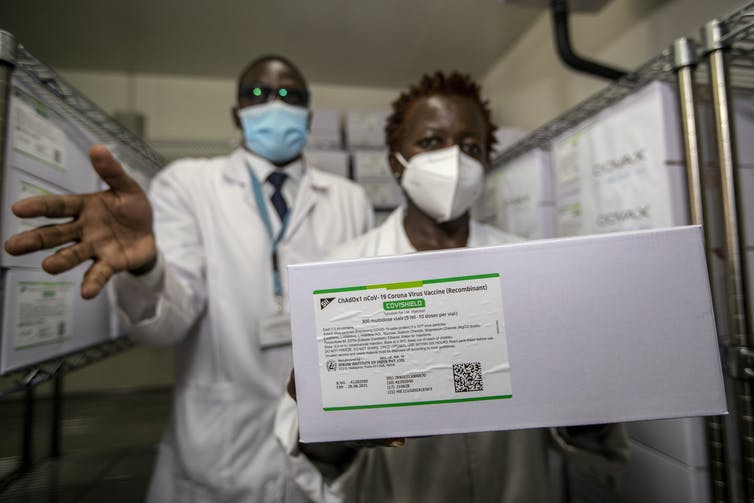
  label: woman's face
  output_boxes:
[390,94,489,179]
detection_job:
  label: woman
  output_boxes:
[276,71,627,502]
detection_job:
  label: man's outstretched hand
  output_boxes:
[4,145,157,299]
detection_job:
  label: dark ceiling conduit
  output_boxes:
[550,0,628,81]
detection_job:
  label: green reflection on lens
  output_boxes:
[253,88,262,97]
[279,89,288,97]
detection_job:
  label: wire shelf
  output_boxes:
[0,337,134,398]
[718,1,754,47]
[13,45,165,176]
[492,48,676,168]
[717,1,754,90]
[0,42,162,395]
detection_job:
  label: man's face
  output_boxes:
[233,60,310,129]
[238,60,309,109]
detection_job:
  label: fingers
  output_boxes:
[89,144,142,194]
[11,194,85,219]
[41,242,93,275]
[287,369,297,400]
[340,437,406,449]
[4,221,82,255]
[81,260,114,299]
[36,240,114,298]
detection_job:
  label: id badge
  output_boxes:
[258,312,292,348]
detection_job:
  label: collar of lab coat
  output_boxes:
[223,147,331,238]
[384,206,490,253]
[223,147,304,183]
[222,147,329,191]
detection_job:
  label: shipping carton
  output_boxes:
[288,226,726,442]
[1,265,112,373]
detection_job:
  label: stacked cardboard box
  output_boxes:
[0,79,114,373]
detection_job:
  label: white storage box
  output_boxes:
[353,150,391,181]
[345,110,389,149]
[1,265,112,373]
[308,108,342,149]
[5,79,99,196]
[698,88,754,166]
[360,180,403,209]
[620,439,710,503]
[738,166,754,248]
[304,149,350,179]
[288,226,725,442]
[626,417,708,467]
[1,167,70,268]
[552,81,687,236]
[493,148,556,239]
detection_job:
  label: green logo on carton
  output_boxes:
[383,298,425,311]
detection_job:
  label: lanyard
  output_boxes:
[246,163,291,301]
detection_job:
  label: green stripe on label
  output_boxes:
[313,273,499,294]
[383,298,425,311]
[323,394,512,411]
[423,273,499,284]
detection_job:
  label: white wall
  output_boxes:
[483,0,744,130]
[61,69,400,143]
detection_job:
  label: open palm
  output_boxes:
[4,145,157,299]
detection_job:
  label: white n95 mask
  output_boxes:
[395,145,485,223]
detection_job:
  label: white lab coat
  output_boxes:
[275,208,628,503]
[112,147,373,503]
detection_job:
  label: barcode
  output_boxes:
[453,362,483,393]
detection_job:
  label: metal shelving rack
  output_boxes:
[0,31,164,493]
[492,2,754,502]
[492,49,676,167]
[698,4,754,502]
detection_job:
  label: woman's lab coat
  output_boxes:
[276,208,627,503]
[112,148,373,503]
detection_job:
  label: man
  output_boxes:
[5,55,373,502]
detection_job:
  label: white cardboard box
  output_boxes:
[626,417,708,467]
[698,89,754,166]
[1,265,112,374]
[1,167,70,268]
[493,148,556,239]
[353,149,391,181]
[345,110,390,149]
[288,226,725,442]
[359,180,403,209]
[304,149,350,179]
[6,79,99,196]
[552,81,687,236]
[308,108,342,149]
[620,439,711,503]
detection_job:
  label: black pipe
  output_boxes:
[551,0,628,81]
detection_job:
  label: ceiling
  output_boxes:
[0,0,543,88]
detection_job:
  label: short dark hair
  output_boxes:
[237,55,308,98]
[385,71,496,158]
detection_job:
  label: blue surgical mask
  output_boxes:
[238,101,309,163]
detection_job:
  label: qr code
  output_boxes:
[453,362,483,392]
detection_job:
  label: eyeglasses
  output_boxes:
[238,83,310,107]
